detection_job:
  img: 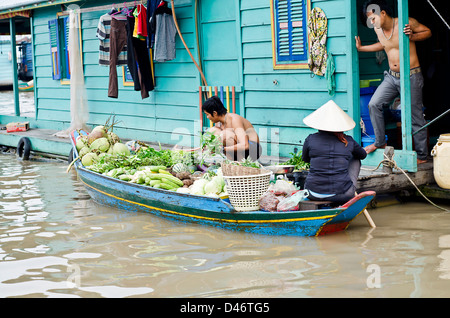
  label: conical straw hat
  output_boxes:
[303,100,356,132]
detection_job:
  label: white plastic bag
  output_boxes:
[268,179,296,195]
[277,190,310,212]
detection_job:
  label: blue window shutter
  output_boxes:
[48,18,61,80]
[61,16,70,79]
[275,0,307,62]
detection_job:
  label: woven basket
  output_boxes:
[221,163,262,176]
[223,170,272,212]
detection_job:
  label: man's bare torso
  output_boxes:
[375,18,420,72]
[218,113,259,144]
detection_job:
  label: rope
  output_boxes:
[170,0,207,86]
[427,0,450,30]
[370,153,450,212]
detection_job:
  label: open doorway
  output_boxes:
[0,16,35,117]
[410,0,450,145]
[356,0,449,154]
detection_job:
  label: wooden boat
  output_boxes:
[18,80,33,92]
[70,131,376,236]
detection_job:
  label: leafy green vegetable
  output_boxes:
[280,151,310,171]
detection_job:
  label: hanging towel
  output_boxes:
[326,52,335,96]
[308,7,328,77]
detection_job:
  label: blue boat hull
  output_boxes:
[76,166,341,236]
[70,130,375,236]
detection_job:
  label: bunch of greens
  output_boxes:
[86,146,175,174]
[169,149,196,167]
[197,131,226,165]
[200,131,223,155]
[224,157,261,168]
[280,150,310,171]
[135,146,174,167]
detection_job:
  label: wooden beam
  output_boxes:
[398,0,413,152]
[9,17,19,117]
[346,0,361,144]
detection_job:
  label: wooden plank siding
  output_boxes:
[241,0,355,158]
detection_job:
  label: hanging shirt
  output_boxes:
[133,6,146,41]
[96,13,127,66]
[153,13,177,62]
[136,4,148,37]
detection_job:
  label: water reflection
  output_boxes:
[1,153,450,298]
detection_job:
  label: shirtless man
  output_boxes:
[202,96,262,161]
[355,0,431,164]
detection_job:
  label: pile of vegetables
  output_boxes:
[177,170,227,197]
[68,120,231,198]
[68,116,130,170]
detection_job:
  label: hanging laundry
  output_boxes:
[126,10,155,99]
[135,4,148,38]
[308,7,328,77]
[147,0,160,48]
[133,9,146,41]
[96,12,127,67]
[150,2,177,62]
[326,52,336,96]
[111,7,129,21]
[108,17,128,98]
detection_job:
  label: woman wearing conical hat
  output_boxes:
[301,100,368,204]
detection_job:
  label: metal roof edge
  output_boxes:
[0,0,81,15]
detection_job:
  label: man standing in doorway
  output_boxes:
[355,0,432,164]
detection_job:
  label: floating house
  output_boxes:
[0,38,13,89]
[0,0,448,174]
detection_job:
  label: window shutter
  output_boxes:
[275,0,307,62]
[48,18,61,80]
[61,16,70,79]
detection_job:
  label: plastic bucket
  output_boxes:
[362,135,388,148]
[360,86,377,136]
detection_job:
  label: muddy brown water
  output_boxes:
[1,154,450,298]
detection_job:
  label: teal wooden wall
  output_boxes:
[30,0,358,159]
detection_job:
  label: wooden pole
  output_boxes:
[10,17,20,117]
[356,192,376,228]
[398,0,412,152]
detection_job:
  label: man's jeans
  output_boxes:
[368,70,428,160]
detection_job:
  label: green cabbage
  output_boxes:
[204,176,224,194]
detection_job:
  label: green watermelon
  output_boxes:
[172,163,188,173]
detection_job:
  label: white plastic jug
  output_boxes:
[431,134,450,189]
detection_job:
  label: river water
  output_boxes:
[1,153,450,299]
[0,90,35,116]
